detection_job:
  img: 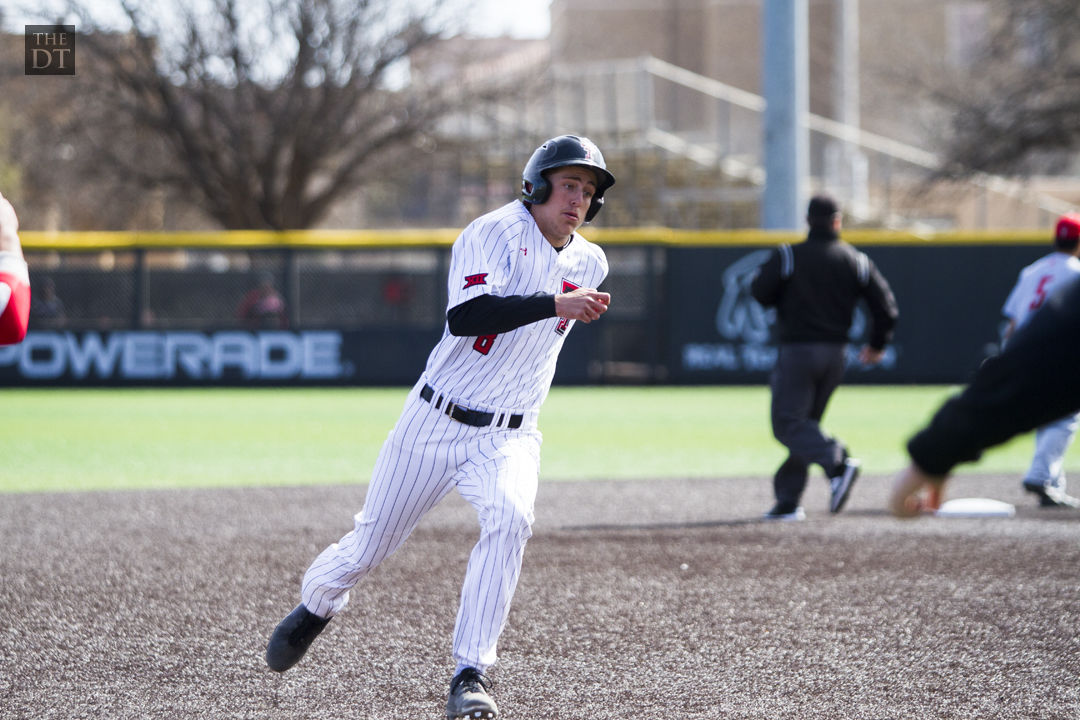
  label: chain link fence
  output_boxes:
[26,248,450,331]
[23,243,663,382]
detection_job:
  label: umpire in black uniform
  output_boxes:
[751,194,899,520]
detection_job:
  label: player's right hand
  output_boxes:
[859,345,885,366]
[888,463,946,518]
[555,287,610,323]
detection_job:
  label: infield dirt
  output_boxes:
[2,473,1077,719]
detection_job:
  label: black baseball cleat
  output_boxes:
[1023,482,1080,509]
[265,603,331,672]
[829,457,861,513]
[445,667,498,720]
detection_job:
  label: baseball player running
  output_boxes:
[0,191,30,346]
[1000,213,1080,508]
[266,135,615,720]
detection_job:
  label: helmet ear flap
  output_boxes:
[521,174,551,205]
[584,194,604,223]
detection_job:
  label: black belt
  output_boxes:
[420,384,523,429]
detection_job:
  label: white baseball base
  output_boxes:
[934,497,1016,518]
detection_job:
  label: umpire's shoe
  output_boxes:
[763,502,806,521]
[829,457,862,513]
[265,603,330,672]
[445,667,498,720]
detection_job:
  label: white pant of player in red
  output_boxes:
[301,378,541,672]
[1025,411,1080,493]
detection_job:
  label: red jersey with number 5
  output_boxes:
[1002,251,1080,332]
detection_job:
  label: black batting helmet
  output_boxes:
[521,135,615,222]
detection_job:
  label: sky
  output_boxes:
[467,0,550,38]
[9,0,552,39]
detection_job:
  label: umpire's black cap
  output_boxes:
[807,194,839,219]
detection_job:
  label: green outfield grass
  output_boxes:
[1,385,1060,494]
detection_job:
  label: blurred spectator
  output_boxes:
[237,272,288,328]
[381,274,415,321]
[382,275,413,306]
[31,277,66,326]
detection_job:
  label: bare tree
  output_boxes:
[934,0,1080,179]
[43,0,514,229]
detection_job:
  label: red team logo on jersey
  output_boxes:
[463,273,488,289]
[555,279,580,335]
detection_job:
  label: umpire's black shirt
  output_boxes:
[750,227,898,349]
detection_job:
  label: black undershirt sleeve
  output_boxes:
[447,293,558,336]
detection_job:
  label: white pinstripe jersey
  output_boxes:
[422,200,608,412]
[1002,251,1080,331]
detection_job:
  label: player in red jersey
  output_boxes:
[0,191,30,346]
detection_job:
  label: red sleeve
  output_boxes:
[0,271,30,345]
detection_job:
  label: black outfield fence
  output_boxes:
[3,228,1052,386]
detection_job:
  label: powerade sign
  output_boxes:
[0,331,352,385]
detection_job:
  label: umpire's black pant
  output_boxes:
[909,277,1080,476]
[769,342,849,505]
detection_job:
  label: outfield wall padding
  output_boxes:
[5,232,1053,386]
[665,243,1047,384]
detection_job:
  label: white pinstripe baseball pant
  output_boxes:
[300,379,541,672]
